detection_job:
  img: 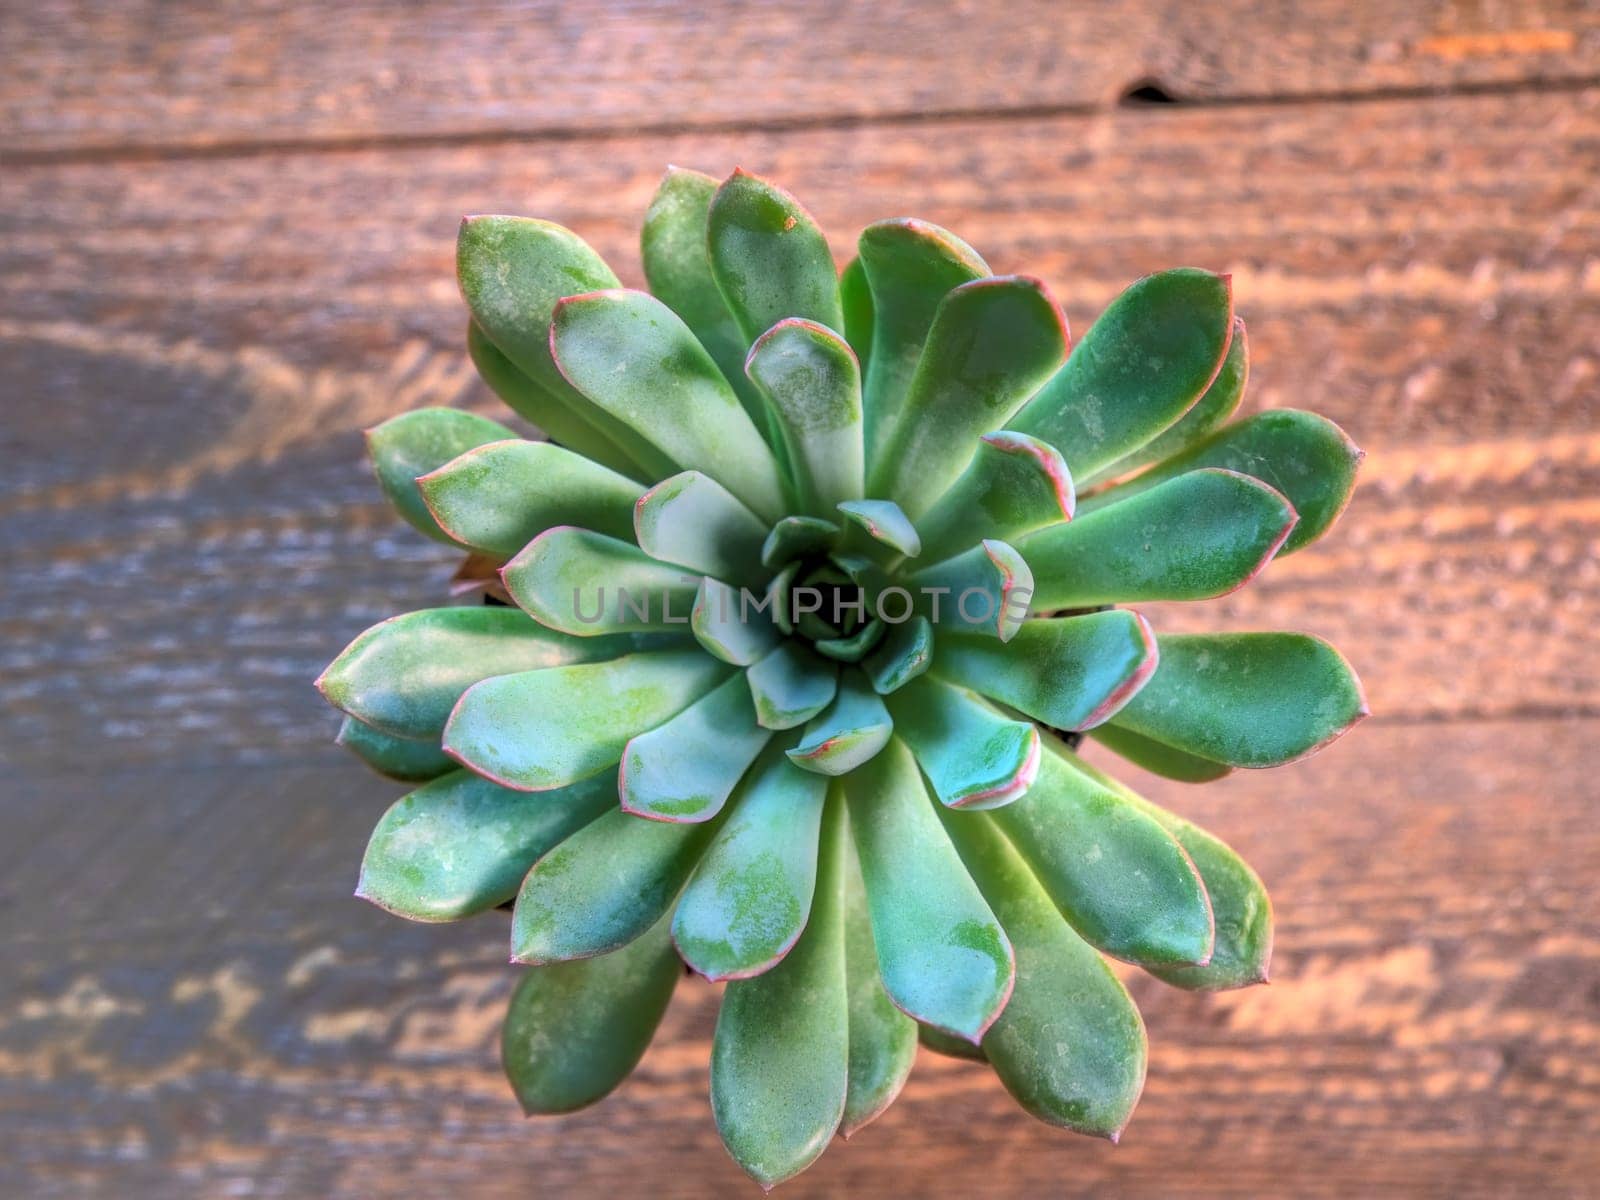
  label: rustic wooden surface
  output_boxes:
[2,2,1598,1196]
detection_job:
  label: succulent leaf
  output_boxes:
[634,470,770,587]
[1088,721,1233,783]
[418,438,645,558]
[357,768,613,921]
[761,515,841,570]
[918,1024,987,1061]
[940,808,1147,1138]
[621,674,772,822]
[915,432,1075,564]
[501,526,701,636]
[502,908,682,1114]
[443,649,727,791]
[1082,408,1362,555]
[1008,269,1234,479]
[673,743,828,980]
[746,642,840,730]
[690,576,782,666]
[838,256,875,370]
[844,739,1014,1043]
[909,540,1033,641]
[319,607,650,741]
[857,218,989,461]
[936,610,1157,731]
[990,744,1214,967]
[335,715,455,782]
[1111,632,1368,766]
[869,276,1069,519]
[366,407,516,546]
[861,615,934,695]
[1019,468,1297,609]
[813,618,887,664]
[836,498,921,558]
[711,793,849,1187]
[887,676,1039,810]
[786,671,894,776]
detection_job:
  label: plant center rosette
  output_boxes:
[317,167,1367,1188]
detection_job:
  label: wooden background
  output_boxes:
[2,1,1598,1195]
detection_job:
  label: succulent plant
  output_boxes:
[318,167,1366,1187]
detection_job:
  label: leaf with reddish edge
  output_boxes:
[366,407,515,546]
[708,168,844,348]
[1083,408,1362,556]
[641,166,767,424]
[357,768,613,922]
[511,799,730,964]
[418,438,645,559]
[1066,749,1272,990]
[442,649,728,792]
[466,319,647,481]
[939,805,1147,1139]
[1111,632,1368,767]
[870,276,1070,520]
[549,288,788,521]
[745,319,865,517]
[318,607,661,741]
[691,577,781,666]
[839,256,875,372]
[856,218,989,463]
[501,526,701,636]
[1089,721,1233,783]
[989,742,1214,968]
[1008,269,1234,480]
[336,715,455,783]
[711,791,848,1189]
[837,498,921,558]
[621,674,772,822]
[746,642,839,731]
[1019,469,1298,609]
[786,671,893,776]
[887,676,1039,811]
[838,804,917,1135]
[934,611,1158,731]
[673,742,827,980]
[634,470,769,588]
[502,906,682,1115]
[1086,314,1250,485]
[918,1024,986,1061]
[861,615,933,695]
[909,539,1033,641]
[844,738,1014,1043]
[915,432,1076,565]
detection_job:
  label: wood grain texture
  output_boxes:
[4,0,1599,157]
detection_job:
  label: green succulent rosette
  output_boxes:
[318,167,1366,1187]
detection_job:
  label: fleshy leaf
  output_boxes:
[634,470,769,587]
[839,256,875,370]
[936,611,1157,731]
[886,677,1040,810]
[915,431,1076,564]
[502,527,700,636]
[990,744,1213,967]
[357,768,613,921]
[691,576,781,666]
[861,615,933,694]
[786,671,894,776]
[761,515,840,570]
[1008,269,1234,479]
[502,908,681,1114]
[1089,721,1232,783]
[336,715,455,782]
[511,800,727,963]
[1110,632,1367,766]
[908,539,1033,641]
[813,618,886,664]
[844,738,1014,1042]
[837,498,921,558]
[318,607,651,741]
[857,218,989,462]
[620,674,772,822]
[940,808,1147,1138]
[1020,468,1297,609]
[1082,408,1362,555]
[840,819,916,1136]
[918,1024,987,1061]
[712,792,848,1188]
[746,642,840,730]
[366,408,516,546]
[745,319,865,515]
[673,743,828,980]
[550,288,788,521]
[442,649,727,791]
[708,169,843,346]
[418,438,644,557]
[869,276,1069,519]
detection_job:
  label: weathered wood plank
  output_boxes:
[4,1,1598,157]
[4,720,1596,1196]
